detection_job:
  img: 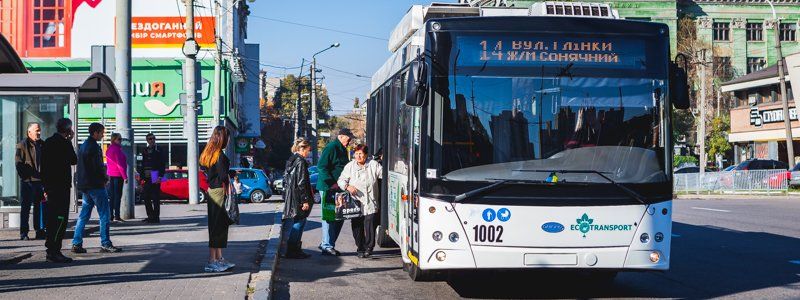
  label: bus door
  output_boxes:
[406,106,422,264]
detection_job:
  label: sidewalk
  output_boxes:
[0,201,280,299]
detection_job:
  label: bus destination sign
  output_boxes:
[457,35,646,69]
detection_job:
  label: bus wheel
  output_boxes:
[376,225,397,248]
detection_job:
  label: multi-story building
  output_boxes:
[0,0,260,167]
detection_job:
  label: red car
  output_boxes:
[137,170,209,202]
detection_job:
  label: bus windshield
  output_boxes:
[429,32,669,185]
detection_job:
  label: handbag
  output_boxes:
[224,183,240,225]
[334,192,363,220]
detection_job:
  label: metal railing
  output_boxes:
[674,169,790,194]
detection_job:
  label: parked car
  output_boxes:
[723,165,736,172]
[790,163,800,188]
[137,169,209,203]
[272,173,284,195]
[231,168,273,203]
[734,159,789,171]
[674,166,702,174]
[272,166,319,196]
[733,159,790,189]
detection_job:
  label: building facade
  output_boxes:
[0,0,260,168]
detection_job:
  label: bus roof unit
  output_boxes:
[529,2,619,19]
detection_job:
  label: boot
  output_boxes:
[285,242,311,259]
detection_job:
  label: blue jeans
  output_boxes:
[320,219,343,250]
[20,181,44,235]
[72,188,112,247]
[285,217,307,245]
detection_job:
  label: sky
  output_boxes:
[246,0,456,115]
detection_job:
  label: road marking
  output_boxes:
[790,260,800,265]
[691,207,731,213]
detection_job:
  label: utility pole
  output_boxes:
[213,0,222,127]
[767,0,795,165]
[698,49,708,176]
[115,0,134,219]
[310,43,339,163]
[295,59,305,140]
[183,0,201,205]
[310,59,318,162]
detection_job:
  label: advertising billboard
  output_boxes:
[0,0,215,58]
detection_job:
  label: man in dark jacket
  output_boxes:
[316,128,354,256]
[139,133,166,223]
[40,118,77,263]
[71,123,122,254]
[16,122,45,240]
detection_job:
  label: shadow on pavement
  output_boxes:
[445,222,800,299]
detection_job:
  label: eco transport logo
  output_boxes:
[571,213,633,238]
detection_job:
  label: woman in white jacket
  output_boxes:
[337,144,382,258]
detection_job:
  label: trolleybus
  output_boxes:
[366,2,690,281]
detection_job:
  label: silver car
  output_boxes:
[790,163,800,188]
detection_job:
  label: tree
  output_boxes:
[707,115,732,161]
[672,109,695,144]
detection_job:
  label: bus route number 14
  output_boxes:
[473,225,504,243]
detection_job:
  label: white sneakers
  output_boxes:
[203,258,236,273]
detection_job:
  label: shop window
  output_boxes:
[746,22,763,41]
[780,23,797,42]
[734,91,748,107]
[747,57,766,74]
[713,22,730,41]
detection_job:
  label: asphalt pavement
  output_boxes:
[273,197,800,299]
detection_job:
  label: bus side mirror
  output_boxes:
[670,62,690,110]
[405,59,428,107]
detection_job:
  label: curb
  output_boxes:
[251,203,284,300]
[0,252,33,266]
[676,194,800,200]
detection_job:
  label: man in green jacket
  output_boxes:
[317,128,354,256]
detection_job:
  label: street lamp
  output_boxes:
[765,0,795,165]
[310,42,340,163]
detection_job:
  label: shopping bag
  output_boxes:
[334,192,363,220]
[224,184,240,225]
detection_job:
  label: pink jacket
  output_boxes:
[106,143,128,180]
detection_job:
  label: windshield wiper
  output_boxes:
[453,178,554,202]
[515,169,646,204]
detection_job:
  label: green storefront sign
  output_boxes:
[24,58,230,120]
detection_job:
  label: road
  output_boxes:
[0,201,280,299]
[273,197,800,299]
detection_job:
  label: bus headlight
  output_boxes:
[432,231,443,241]
[449,232,459,243]
[654,232,664,242]
[649,251,661,263]
[435,251,447,261]
[640,233,650,243]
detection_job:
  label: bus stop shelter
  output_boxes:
[0,34,121,223]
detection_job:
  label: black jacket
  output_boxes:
[41,133,77,191]
[16,138,43,182]
[76,137,107,190]
[139,145,166,180]
[282,153,313,220]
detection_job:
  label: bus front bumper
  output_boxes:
[422,245,669,270]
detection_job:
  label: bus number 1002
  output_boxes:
[472,225,504,243]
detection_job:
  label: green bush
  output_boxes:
[673,155,698,168]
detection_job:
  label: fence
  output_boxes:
[673,169,790,194]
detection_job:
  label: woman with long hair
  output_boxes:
[282,138,314,259]
[200,126,234,272]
